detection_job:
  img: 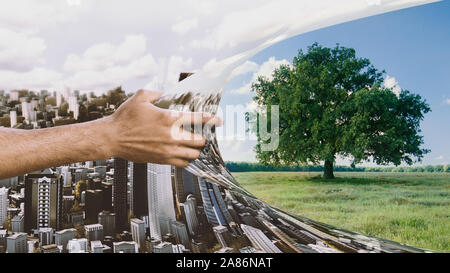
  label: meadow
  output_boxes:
[232,172,450,252]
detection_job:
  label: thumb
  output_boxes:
[134,89,164,103]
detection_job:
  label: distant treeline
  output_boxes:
[226,162,450,173]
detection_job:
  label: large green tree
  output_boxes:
[251,43,430,179]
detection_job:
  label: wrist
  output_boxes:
[92,115,117,160]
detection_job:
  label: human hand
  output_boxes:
[103,89,222,167]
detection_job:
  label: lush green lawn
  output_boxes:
[232,172,450,252]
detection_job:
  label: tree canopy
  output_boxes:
[250,43,430,178]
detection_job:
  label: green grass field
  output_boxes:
[232,172,450,252]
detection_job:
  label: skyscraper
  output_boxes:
[7,233,27,253]
[132,162,148,217]
[0,187,8,228]
[98,211,116,236]
[24,172,63,232]
[10,110,17,127]
[213,225,233,248]
[171,221,190,248]
[174,167,202,204]
[11,214,24,233]
[55,228,76,252]
[182,195,199,236]
[130,218,145,250]
[38,228,54,246]
[174,167,186,203]
[61,166,72,187]
[101,182,113,211]
[240,224,282,253]
[113,158,128,232]
[198,178,232,227]
[85,189,103,224]
[147,163,175,241]
[85,224,104,242]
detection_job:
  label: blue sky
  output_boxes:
[0,0,446,166]
[220,0,450,165]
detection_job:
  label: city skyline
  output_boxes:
[0,88,436,253]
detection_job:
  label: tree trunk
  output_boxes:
[323,159,335,179]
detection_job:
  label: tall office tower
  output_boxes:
[147,164,176,241]
[98,211,116,236]
[0,187,8,227]
[159,215,173,236]
[85,224,104,242]
[132,163,148,217]
[213,225,233,248]
[174,167,202,204]
[113,241,138,253]
[211,183,233,224]
[171,221,190,249]
[11,214,24,232]
[67,238,88,253]
[153,242,173,253]
[24,172,63,233]
[6,233,27,253]
[182,195,199,236]
[130,218,145,250]
[85,189,103,224]
[101,182,113,211]
[39,228,54,246]
[21,101,33,123]
[191,175,202,203]
[62,195,75,216]
[174,167,186,203]
[128,162,133,215]
[55,228,76,252]
[61,166,72,187]
[56,92,62,107]
[68,96,78,118]
[198,178,232,226]
[10,110,17,127]
[113,158,128,232]
[240,224,282,253]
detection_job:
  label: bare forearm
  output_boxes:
[0,90,220,179]
[0,117,114,179]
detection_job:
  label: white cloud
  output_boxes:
[229,57,291,94]
[436,155,444,160]
[61,35,184,92]
[0,28,46,71]
[0,0,434,95]
[0,68,63,91]
[444,98,450,105]
[0,0,89,33]
[384,75,402,97]
[144,56,194,91]
[64,35,148,72]
[231,61,259,77]
[172,18,199,34]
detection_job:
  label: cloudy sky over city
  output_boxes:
[0,0,447,165]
